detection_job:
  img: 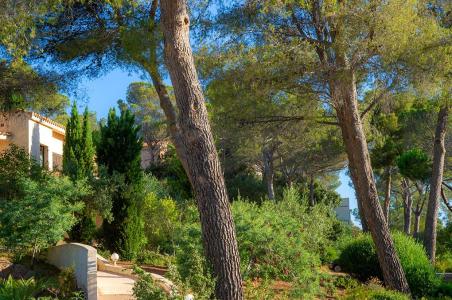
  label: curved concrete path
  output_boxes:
[97,271,135,300]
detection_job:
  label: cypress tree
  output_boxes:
[81,107,94,177]
[63,102,82,180]
[97,107,144,255]
[63,102,94,180]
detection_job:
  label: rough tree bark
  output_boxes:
[413,211,421,238]
[383,167,392,224]
[413,183,427,239]
[262,146,275,200]
[332,69,409,293]
[160,1,243,299]
[424,105,449,262]
[401,178,412,235]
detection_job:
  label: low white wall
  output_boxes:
[47,243,97,300]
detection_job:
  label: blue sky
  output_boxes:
[75,67,359,225]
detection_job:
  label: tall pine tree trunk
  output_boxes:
[262,146,275,200]
[401,179,412,235]
[413,212,421,239]
[383,167,392,224]
[424,105,449,262]
[160,2,243,299]
[332,69,409,293]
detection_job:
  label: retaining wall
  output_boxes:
[47,243,97,300]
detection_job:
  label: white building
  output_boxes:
[0,111,65,170]
[335,198,351,223]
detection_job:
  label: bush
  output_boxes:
[171,188,339,298]
[345,285,409,300]
[57,267,77,298]
[137,249,174,267]
[226,173,266,202]
[142,192,180,253]
[133,266,169,300]
[173,217,215,299]
[437,222,452,256]
[337,232,441,297]
[0,176,85,259]
[122,200,147,260]
[436,252,452,273]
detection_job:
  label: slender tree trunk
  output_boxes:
[383,167,392,224]
[142,1,189,172]
[424,105,448,263]
[413,212,421,239]
[401,179,412,235]
[309,174,315,206]
[332,70,409,293]
[262,146,275,200]
[160,2,243,299]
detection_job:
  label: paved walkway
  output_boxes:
[97,271,135,300]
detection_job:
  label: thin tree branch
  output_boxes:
[238,115,339,126]
[360,88,389,119]
[442,181,452,191]
[441,187,452,213]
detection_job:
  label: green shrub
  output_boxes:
[226,173,266,202]
[436,252,452,273]
[173,219,215,299]
[137,249,174,267]
[171,188,338,298]
[337,232,441,297]
[142,192,180,253]
[122,200,147,260]
[333,275,360,290]
[69,214,98,244]
[133,266,169,300]
[57,267,77,298]
[337,235,381,281]
[437,223,452,256]
[345,285,409,300]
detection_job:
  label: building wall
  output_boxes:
[0,111,30,151]
[0,111,65,171]
[335,198,351,223]
[29,119,65,170]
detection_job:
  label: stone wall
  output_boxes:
[47,243,97,300]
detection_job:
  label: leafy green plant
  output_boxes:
[337,232,441,297]
[333,276,359,290]
[122,200,147,260]
[0,175,85,260]
[0,276,49,299]
[57,267,77,299]
[133,266,169,300]
[142,191,180,253]
[137,250,174,267]
[243,280,279,300]
[436,252,452,273]
[345,285,409,300]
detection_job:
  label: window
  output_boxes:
[39,145,48,168]
[52,153,63,171]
